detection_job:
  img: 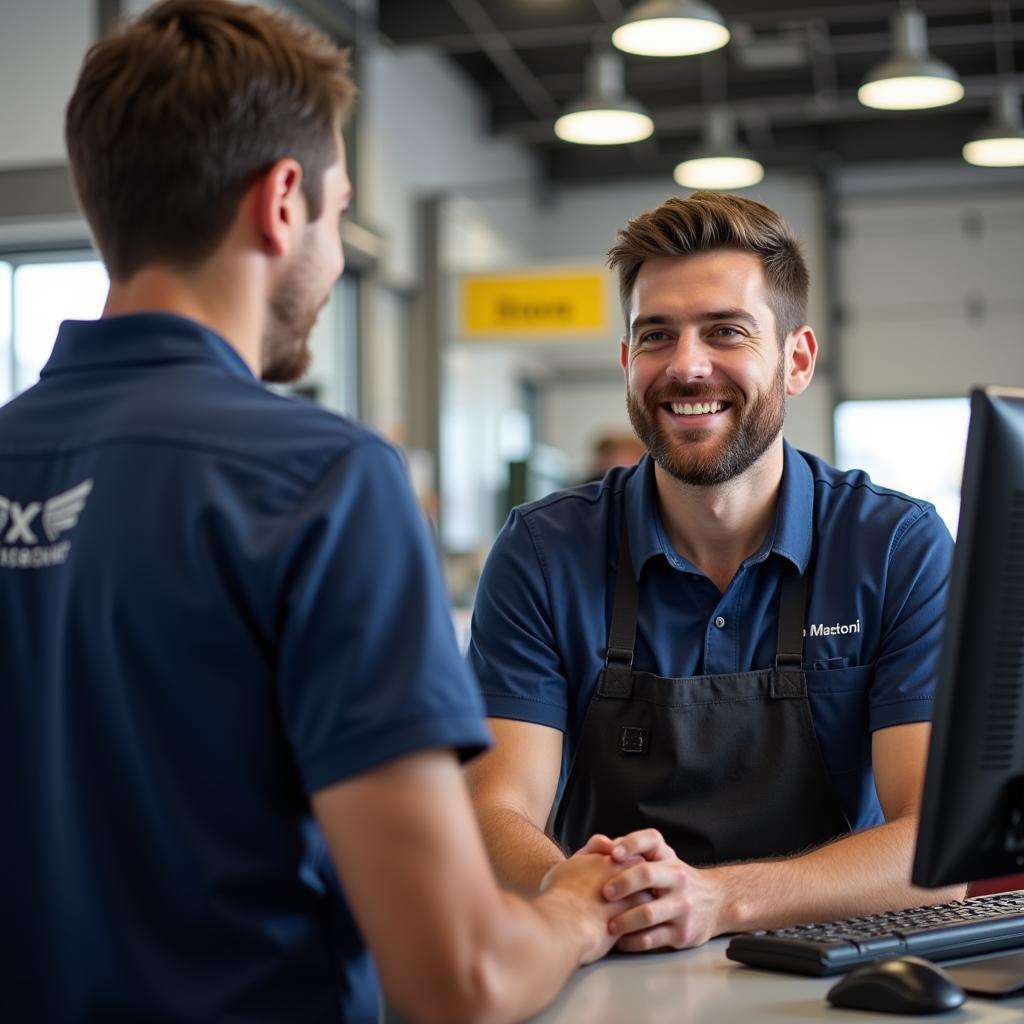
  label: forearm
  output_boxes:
[381,882,597,1024]
[476,803,566,895]
[456,887,599,1024]
[710,815,967,934]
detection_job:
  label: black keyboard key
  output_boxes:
[852,935,907,956]
[725,893,1024,976]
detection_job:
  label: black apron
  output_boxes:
[552,523,851,866]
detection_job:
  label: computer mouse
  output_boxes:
[826,955,966,1014]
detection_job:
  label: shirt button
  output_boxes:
[714,616,726,629]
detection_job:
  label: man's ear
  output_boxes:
[620,337,629,376]
[785,326,818,396]
[255,158,305,258]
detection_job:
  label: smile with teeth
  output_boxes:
[667,400,728,416]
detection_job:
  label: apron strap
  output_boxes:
[605,519,638,668]
[775,569,808,669]
[607,518,810,672]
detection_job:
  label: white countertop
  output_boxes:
[527,938,1024,1023]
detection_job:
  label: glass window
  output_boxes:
[296,272,358,415]
[0,262,11,403]
[13,260,108,395]
[834,398,971,537]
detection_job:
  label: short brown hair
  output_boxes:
[607,192,809,343]
[65,0,355,281]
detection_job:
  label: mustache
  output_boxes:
[646,383,743,404]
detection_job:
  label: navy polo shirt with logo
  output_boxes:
[468,443,954,833]
[0,314,490,1023]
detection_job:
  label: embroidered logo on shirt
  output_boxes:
[803,618,861,637]
[0,479,93,569]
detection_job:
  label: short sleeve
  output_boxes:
[276,441,491,794]
[467,509,570,731]
[869,507,955,732]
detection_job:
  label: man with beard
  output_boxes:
[0,2,640,1021]
[466,192,963,950]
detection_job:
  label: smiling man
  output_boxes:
[467,192,964,950]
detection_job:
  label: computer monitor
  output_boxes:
[913,385,1024,888]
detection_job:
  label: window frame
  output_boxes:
[0,244,102,404]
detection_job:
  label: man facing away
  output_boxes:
[0,2,638,1021]
[467,191,966,952]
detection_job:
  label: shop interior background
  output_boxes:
[2,0,1022,635]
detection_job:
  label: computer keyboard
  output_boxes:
[726,892,1024,976]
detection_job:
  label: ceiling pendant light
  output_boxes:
[554,51,654,145]
[858,5,964,111]
[963,86,1024,167]
[674,110,764,190]
[612,0,729,58]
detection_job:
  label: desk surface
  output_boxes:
[528,939,1024,1022]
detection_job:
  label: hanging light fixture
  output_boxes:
[858,5,964,111]
[554,51,654,145]
[612,0,729,58]
[673,110,764,190]
[963,86,1024,167]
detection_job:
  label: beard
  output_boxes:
[260,235,330,385]
[626,354,786,486]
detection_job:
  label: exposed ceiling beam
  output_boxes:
[729,0,1011,25]
[445,0,558,119]
[396,24,605,53]
[391,1,1021,55]
[374,0,1024,186]
[497,72,1024,144]
[589,0,626,24]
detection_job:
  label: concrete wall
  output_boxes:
[0,0,91,171]
[359,45,536,289]
[355,44,537,444]
[836,189,1024,399]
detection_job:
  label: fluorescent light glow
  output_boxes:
[675,110,764,189]
[963,87,1024,167]
[554,52,654,145]
[963,136,1024,167]
[858,7,963,112]
[554,108,654,145]
[857,75,964,111]
[613,16,729,57]
[674,155,764,190]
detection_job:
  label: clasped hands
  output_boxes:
[578,829,726,952]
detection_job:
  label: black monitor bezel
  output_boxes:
[913,385,1024,888]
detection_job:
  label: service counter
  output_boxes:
[528,939,1024,1023]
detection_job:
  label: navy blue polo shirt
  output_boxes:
[468,444,954,834]
[0,314,490,1022]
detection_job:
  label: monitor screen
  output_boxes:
[913,386,1024,888]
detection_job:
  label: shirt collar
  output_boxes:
[624,454,665,579]
[40,313,255,382]
[762,440,814,574]
[624,439,813,580]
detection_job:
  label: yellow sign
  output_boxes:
[460,270,609,339]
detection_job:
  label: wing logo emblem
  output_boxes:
[0,479,94,568]
[42,479,94,543]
